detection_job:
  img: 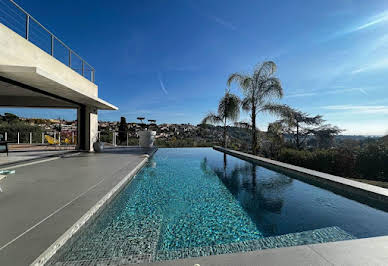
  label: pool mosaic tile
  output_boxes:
[52,226,354,265]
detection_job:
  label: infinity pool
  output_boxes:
[52,148,388,264]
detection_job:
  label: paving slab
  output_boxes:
[309,236,388,265]
[0,147,154,266]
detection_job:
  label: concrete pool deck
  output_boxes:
[0,147,155,266]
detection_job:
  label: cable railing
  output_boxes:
[0,0,95,82]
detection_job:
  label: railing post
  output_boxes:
[42,132,44,144]
[30,132,32,144]
[68,50,71,68]
[17,132,20,144]
[51,35,54,56]
[4,132,7,141]
[25,14,30,40]
[58,134,61,146]
[72,132,74,144]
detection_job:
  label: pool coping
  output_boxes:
[213,146,388,205]
[31,148,158,266]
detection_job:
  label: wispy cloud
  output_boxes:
[188,1,236,31]
[351,10,388,32]
[158,73,168,95]
[207,15,237,31]
[159,79,168,95]
[286,92,317,98]
[327,87,368,95]
[351,58,388,74]
[322,105,388,114]
[357,88,368,95]
[330,10,388,39]
[286,87,368,98]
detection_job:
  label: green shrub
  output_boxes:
[277,144,388,181]
[277,148,357,178]
[356,143,388,181]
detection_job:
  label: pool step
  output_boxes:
[155,226,356,262]
[52,226,354,265]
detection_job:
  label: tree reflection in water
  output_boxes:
[200,154,293,236]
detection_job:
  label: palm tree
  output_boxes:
[202,90,240,148]
[227,61,283,155]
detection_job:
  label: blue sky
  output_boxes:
[3,0,388,135]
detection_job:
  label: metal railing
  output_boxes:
[1,131,77,145]
[0,0,95,82]
[0,131,139,147]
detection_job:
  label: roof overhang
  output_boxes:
[0,65,117,110]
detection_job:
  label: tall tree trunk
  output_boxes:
[223,118,227,148]
[252,107,257,155]
[296,122,300,150]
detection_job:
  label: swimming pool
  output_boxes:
[52,148,388,264]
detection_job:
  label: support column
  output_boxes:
[77,105,98,151]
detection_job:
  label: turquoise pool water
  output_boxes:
[53,148,388,264]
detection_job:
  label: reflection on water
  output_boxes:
[199,150,388,238]
[201,154,293,235]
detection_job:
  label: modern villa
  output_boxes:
[1,1,388,266]
[0,1,117,152]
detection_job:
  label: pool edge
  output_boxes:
[31,148,158,266]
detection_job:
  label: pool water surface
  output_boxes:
[52,148,388,264]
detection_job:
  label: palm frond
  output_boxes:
[253,61,277,81]
[227,73,252,91]
[259,77,283,101]
[240,96,251,112]
[218,92,241,122]
[201,112,222,125]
